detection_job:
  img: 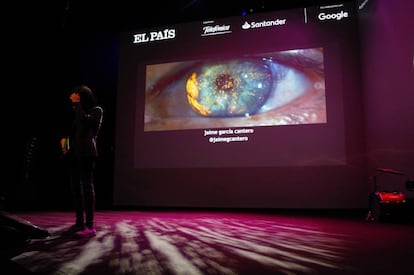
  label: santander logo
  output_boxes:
[242,19,286,30]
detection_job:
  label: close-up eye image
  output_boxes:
[144,48,326,131]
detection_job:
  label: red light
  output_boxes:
[376,192,406,203]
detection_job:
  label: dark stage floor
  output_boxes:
[1,209,413,274]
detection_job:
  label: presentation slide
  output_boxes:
[114,0,362,175]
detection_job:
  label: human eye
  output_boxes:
[144,47,325,131]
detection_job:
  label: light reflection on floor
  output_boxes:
[9,211,358,274]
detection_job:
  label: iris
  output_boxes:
[186,59,273,117]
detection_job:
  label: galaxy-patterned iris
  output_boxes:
[186,59,273,117]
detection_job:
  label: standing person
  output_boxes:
[61,85,103,237]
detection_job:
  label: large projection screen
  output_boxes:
[114,2,367,209]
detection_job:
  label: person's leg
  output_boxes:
[71,158,85,227]
[75,157,96,237]
[82,158,96,229]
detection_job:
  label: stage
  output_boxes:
[1,209,413,274]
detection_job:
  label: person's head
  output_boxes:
[72,85,98,109]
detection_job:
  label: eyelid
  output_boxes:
[252,49,324,75]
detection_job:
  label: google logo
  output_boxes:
[318,11,349,21]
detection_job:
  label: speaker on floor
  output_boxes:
[0,211,50,248]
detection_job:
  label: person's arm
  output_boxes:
[60,137,70,155]
[59,93,80,156]
[70,92,102,124]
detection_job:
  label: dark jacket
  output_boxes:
[71,102,103,157]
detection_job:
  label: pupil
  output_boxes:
[215,74,235,92]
